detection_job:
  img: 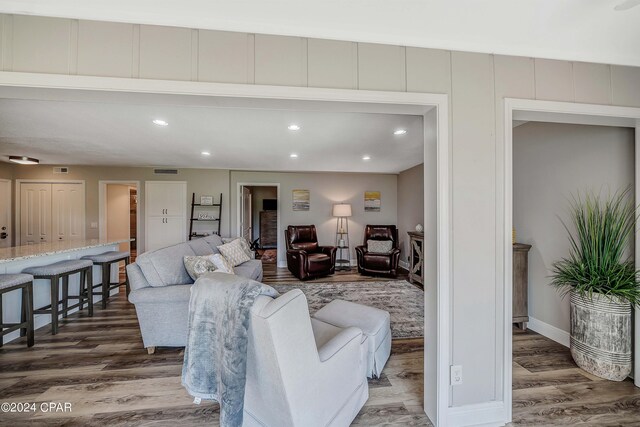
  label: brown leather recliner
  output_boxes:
[285,225,337,280]
[355,225,401,277]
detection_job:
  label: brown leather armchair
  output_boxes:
[355,225,401,277]
[285,225,337,280]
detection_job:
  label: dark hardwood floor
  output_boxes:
[2,264,638,426]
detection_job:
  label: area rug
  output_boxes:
[272,280,424,339]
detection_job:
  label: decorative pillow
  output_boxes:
[183,255,217,281]
[211,253,235,274]
[367,239,393,254]
[217,238,252,267]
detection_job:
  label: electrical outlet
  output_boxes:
[450,365,463,385]
[90,222,98,229]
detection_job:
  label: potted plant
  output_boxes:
[550,188,639,381]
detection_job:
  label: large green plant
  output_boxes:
[550,188,640,307]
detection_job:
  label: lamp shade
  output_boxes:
[333,203,352,217]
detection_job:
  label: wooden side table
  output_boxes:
[513,243,531,330]
[408,231,424,285]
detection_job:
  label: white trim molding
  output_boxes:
[527,317,570,348]
[448,401,506,427]
[502,98,640,423]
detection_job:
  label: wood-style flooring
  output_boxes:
[0,265,428,426]
[1,264,638,426]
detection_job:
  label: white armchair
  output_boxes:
[243,289,369,427]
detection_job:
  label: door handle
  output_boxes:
[0,232,7,239]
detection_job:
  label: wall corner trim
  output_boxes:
[527,317,570,348]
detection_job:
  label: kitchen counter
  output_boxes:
[0,239,131,264]
[0,238,131,345]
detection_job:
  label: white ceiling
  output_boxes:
[0,97,425,173]
[0,0,639,66]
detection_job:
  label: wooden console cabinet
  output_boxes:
[407,231,424,285]
[513,243,531,330]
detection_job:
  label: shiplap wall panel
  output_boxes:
[77,21,134,78]
[534,59,574,102]
[254,35,307,86]
[451,51,497,406]
[11,15,71,74]
[307,39,357,89]
[611,65,640,107]
[406,47,451,94]
[573,62,611,105]
[198,30,254,84]
[139,25,192,81]
[358,43,406,91]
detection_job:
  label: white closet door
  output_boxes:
[51,183,85,242]
[20,183,52,245]
[145,181,187,252]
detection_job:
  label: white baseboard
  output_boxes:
[447,401,506,426]
[527,316,570,348]
[399,260,410,270]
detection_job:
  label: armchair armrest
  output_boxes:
[318,246,337,264]
[317,326,363,362]
[355,245,367,256]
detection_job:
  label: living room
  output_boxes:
[0,3,639,427]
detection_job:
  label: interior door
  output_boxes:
[51,183,85,242]
[20,183,52,245]
[0,180,11,248]
[241,186,252,243]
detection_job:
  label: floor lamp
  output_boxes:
[333,203,352,271]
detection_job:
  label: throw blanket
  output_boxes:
[181,272,279,427]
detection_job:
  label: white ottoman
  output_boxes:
[313,300,391,378]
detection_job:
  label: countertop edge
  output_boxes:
[0,240,131,264]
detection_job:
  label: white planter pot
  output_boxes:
[569,290,632,381]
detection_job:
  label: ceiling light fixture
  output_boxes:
[201,151,211,156]
[362,155,371,161]
[288,124,301,131]
[9,156,39,165]
[393,129,407,135]
[290,153,299,158]
[153,119,169,126]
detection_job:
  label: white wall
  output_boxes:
[230,171,398,265]
[106,183,130,252]
[513,122,635,333]
[397,163,424,264]
[2,12,640,415]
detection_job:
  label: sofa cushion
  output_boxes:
[184,255,217,280]
[218,238,252,267]
[234,259,263,281]
[188,238,215,256]
[137,243,196,287]
[211,253,235,274]
[128,283,192,304]
[203,235,224,253]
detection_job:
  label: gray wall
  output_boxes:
[513,122,635,333]
[0,162,12,180]
[230,170,398,265]
[1,12,640,412]
[397,163,424,264]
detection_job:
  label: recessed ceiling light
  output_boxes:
[290,153,299,158]
[362,155,371,161]
[393,129,407,135]
[201,151,211,156]
[153,119,168,126]
[9,156,39,165]
[288,124,301,131]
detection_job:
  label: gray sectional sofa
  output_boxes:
[126,235,262,352]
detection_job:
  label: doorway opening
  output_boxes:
[238,184,279,264]
[99,181,140,265]
[0,179,10,248]
[503,99,640,424]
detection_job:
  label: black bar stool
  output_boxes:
[23,259,94,335]
[0,274,34,347]
[82,251,130,308]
